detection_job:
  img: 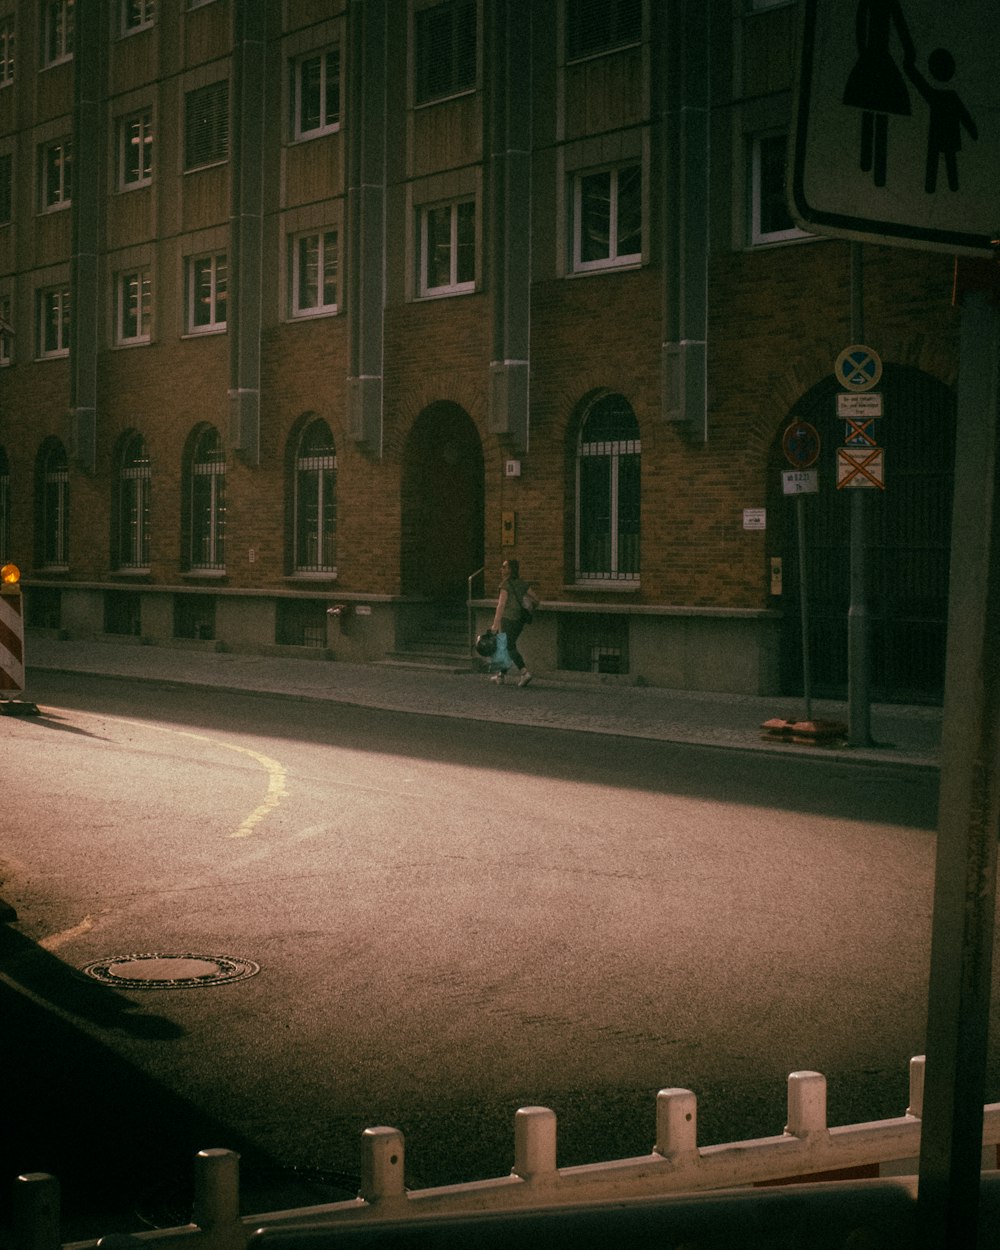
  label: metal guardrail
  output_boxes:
[466,565,485,657]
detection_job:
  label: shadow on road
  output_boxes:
[0,924,359,1243]
[27,671,939,830]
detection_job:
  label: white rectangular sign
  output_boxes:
[782,470,820,495]
[791,0,999,255]
[837,392,883,418]
[743,508,767,530]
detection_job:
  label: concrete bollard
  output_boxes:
[360,1127,406,1204]
[12,1173,60,1250]
[785,1071,828,1138]
[512,1107,557,1182]
[655,1088,698,1160]
[907,1055,925,1119]
[193,1149,241,1231]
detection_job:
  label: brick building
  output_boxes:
[0,0,960,700]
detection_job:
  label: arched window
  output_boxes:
[0,446,9,564]
[294,418,336,572]
[189,426,226,569]
[575,394,640,582]
[118,432,151,569]
[39,440,69,568]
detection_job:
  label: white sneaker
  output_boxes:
[517,671,533,687]
[489,672,505,684]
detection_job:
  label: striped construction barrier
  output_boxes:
[0,580,25,694]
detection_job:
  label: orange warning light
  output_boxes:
[1,563,20,585]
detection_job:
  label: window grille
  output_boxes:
[294,420,337,572]
[190,427,226,569]
[575,394,641,582]
[118,433,151,569]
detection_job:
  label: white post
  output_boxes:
[785,1071,828,1138]
[908,1055,926,1119]
[360,1127,406,1204]
[513,1106,557,1182]
[192,1149,241,1231]
[12,1173,60,1250]
[655,1088,698,1160]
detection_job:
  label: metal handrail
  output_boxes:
[467,566,485,656]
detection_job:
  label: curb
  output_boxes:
[26,661,939,773]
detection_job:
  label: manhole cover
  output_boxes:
[81,953,260,989]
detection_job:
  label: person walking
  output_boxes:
[489,557,538,686]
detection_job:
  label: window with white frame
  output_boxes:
[293,419,337,573]
[291,47,340,140]
[186,252,227,333]
[290,230,338,317]
[566,0,641,61]
[118,109,153,189]
[37,285,70,357]
[414,0,476,104]
[0,17,14,87]
[117,431,151,569]
[0,294,14,365]
[0,446,9,563]
[40,137,72,210]
[572,163,642,272]
[40,440,69,568]
[121,0,154,35]
[43,0,73,66]
[749,132,808,245]
[184,80,228,170]
[189,426,226,570]
[0,152,11,224]
[418,198,475,296]
[116,268,151,345]
[575,393,641,583]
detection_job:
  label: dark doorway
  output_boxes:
[767,365,956,704]
[401,403,485,606]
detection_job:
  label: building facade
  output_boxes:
[0,0,960,700]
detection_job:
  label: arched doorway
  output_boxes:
[767,365,956,704]
[401,403,484,606]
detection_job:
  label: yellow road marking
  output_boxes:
[61,712,289,841]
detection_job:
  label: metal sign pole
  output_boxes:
[917,290,1000,1247]
[796,492,812,722]
[847,243,873,746]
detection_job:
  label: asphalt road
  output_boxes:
[0,672,950,1240]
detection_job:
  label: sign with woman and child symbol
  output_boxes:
[791,0,997,255]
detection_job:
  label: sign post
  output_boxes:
[782,420,821,722]
[793,5,1000,1242]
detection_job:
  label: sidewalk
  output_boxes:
[21,634,941,770]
